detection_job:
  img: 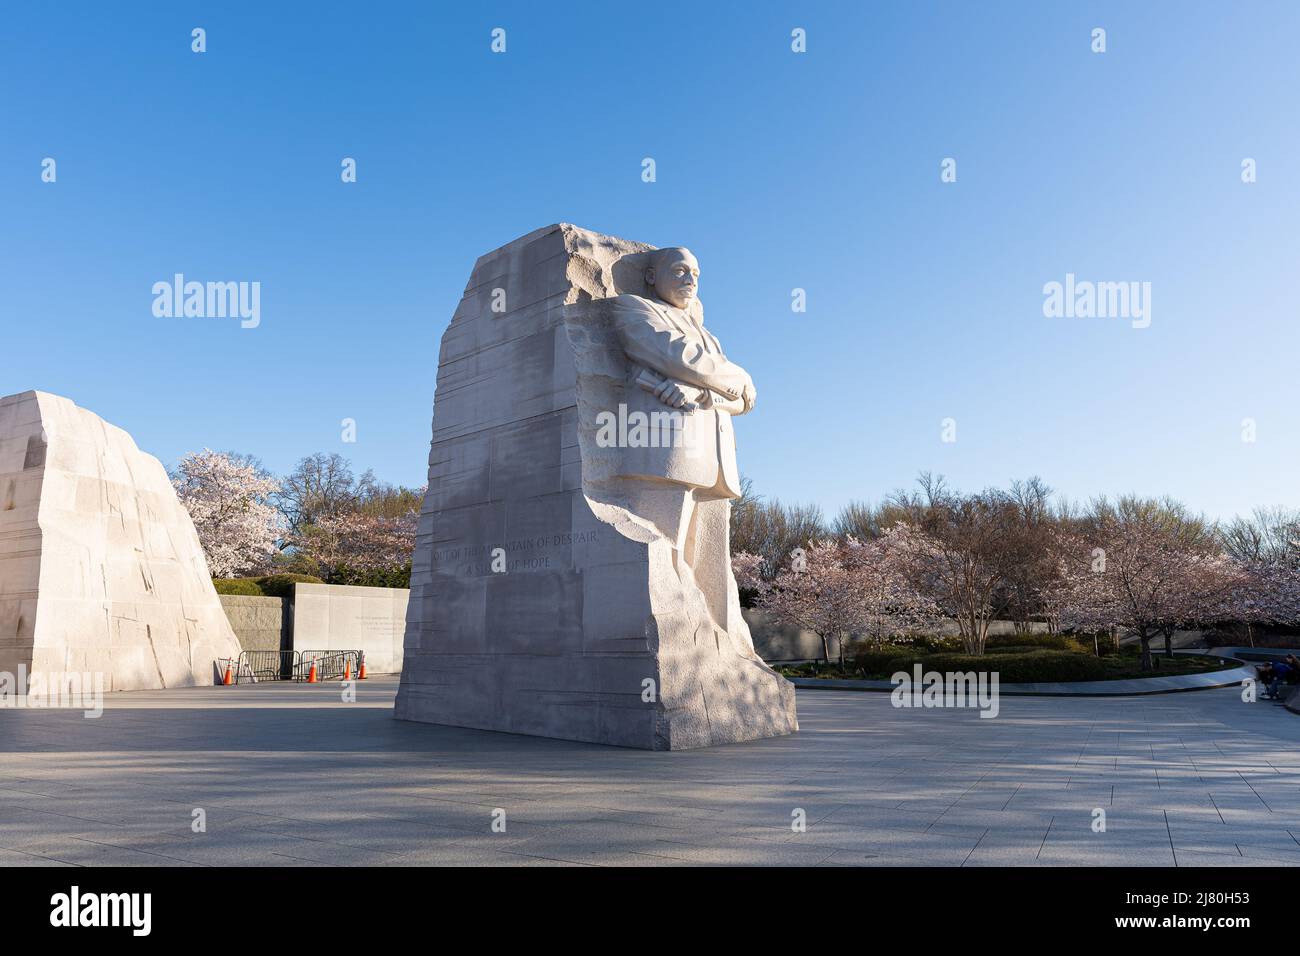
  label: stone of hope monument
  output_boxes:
[0,390,241,691]
[395,224,798,749]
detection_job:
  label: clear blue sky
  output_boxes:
[3,2,1296,522]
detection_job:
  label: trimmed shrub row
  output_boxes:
[985,633,1079,651]
[324,563,412,589]
[853,647,1111,682]
[212,578,262,596]
[212,573,325,598]
[853,643,917,674]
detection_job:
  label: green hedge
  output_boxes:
[256,573,325,598]
[211,573,325,598]
[987,642,1090,656]
[212,578,264,596]
[901,635,964,653]
[882,650,1110,683]
[982,632,1086,655]
[323,563,412,589]
[853,643,918,674]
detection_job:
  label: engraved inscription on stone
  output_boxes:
[432,530,602,575]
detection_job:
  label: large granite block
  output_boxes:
[395,224,797,749]
[0,390,242,690]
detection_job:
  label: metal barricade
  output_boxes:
[218,649,363,683]
[296,650,361,681]
[237,650,299,683]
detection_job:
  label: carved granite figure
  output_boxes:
[606,247,757,639]
[395,224,797,749]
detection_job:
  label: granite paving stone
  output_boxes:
[1,677,1295,866]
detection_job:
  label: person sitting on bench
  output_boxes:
[1266,660,1292,699]
[1257,662,1281,699]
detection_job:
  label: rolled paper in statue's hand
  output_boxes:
[636,368,699,411]
[635,368,666,394]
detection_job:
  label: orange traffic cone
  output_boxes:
[223,663,233,686]
[306,661,318,683]
[357,657,367,680]
[343,659,352,681]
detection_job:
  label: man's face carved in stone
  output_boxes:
[646,249,699,310]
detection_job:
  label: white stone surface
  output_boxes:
[292,583,407,674]
[0,390,241,690]
[395,224,797,749]
[3,678,1298,866]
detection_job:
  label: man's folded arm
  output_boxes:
[613,299,751,396]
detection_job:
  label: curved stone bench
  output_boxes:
[1205,647,1300,713]
[788,646,1300,699]
[1203,645,1297,663]
[788,653,1254,697]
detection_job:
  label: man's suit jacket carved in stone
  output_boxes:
[608,293,752,498]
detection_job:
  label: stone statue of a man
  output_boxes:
[397,223,796,749]
[607,246,757,636]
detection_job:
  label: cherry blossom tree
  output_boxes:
[732,477,1300,669]
[733,539,859,664]
[1153,551,1240,658]
[172,450,284,578]
[886,475,1033,655]
[1213,558,1300,646]
[1047,539,1105,640]
[844,530,942,646]
[1000,477,1065,635]
[1078,497,1218,671]
[731,551,765,593]
[296,509,419,585]
[734,533,939,665]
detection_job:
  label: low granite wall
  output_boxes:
[224,594,1087,669]
[219,586,408,673]
[744,608,841,662]
[291,583,409,674]
[222,595,820,667]
[217,595,290,652]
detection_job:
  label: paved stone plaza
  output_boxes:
[1,678,1297,866]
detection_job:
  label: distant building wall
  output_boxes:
[218,595,289,652]
[224,596,866,667]
[291,583,408,674]
[227,589,1067,671]
[745,608,841,662]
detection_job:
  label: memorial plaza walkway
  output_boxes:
[1,677,1297,866]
